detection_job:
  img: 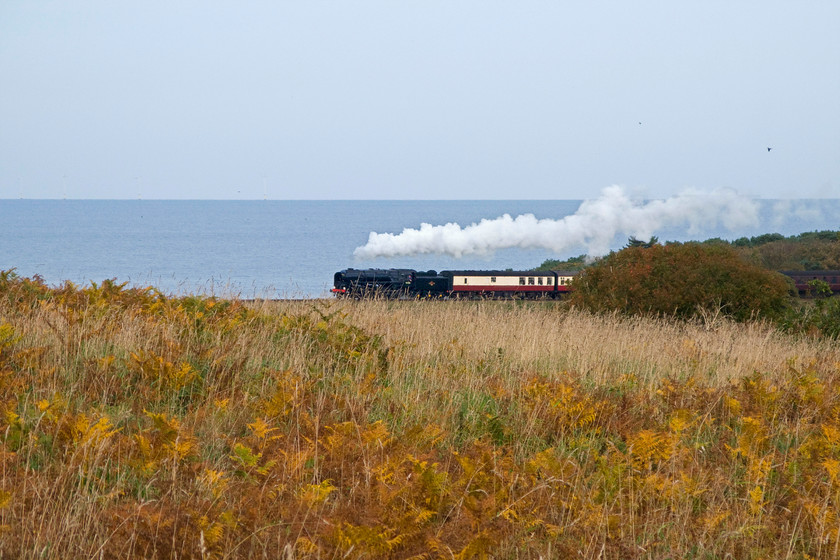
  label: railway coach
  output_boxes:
[782,270,840,294]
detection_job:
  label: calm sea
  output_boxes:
[1,199,838,298]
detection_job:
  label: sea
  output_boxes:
[1,199,838,299]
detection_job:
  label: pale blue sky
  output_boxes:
[1,1,838,199]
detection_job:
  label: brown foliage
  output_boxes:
[570,242,791,322]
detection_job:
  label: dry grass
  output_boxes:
[340,298,831,386]
[1,275,840,559]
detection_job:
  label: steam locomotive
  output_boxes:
[331,268,840,299]
[331,268,577,299]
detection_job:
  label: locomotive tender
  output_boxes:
[331,268,577,299]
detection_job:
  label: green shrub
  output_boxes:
[534,254,587,271]
[569,242,791,322]
[779,280,840,339]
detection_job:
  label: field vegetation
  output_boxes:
[2,269,840,558]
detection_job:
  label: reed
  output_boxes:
[1,273,839,558]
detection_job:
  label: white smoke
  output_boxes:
[353,185,760,259]
[771,200,825,226]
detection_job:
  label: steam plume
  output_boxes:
[354,186,759,259]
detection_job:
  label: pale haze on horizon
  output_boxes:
[1,1,838,201]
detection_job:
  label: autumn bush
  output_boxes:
[2,269,840,558]
[569,242,792,322]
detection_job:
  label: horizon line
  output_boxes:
[2,196,839,202]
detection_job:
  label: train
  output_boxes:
[332,268,840,299]
[782,270,840,294]
[331,268,577,299]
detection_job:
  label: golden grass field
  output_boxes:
[1,274,840,559]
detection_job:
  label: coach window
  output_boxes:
[538,277,543,285]
[464,278,468,284]
[491,276,496,283]
[528,277,535,285]
[519,277,525,285]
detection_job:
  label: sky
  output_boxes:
[1,1,838,200]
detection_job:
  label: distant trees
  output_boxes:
[730,230,840,270]
[569,242,791,322]
[743,238,840,271]
[534,254,588,272]
[624,236,658,249]
[732,233,785,247]
[538,230,840,275]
